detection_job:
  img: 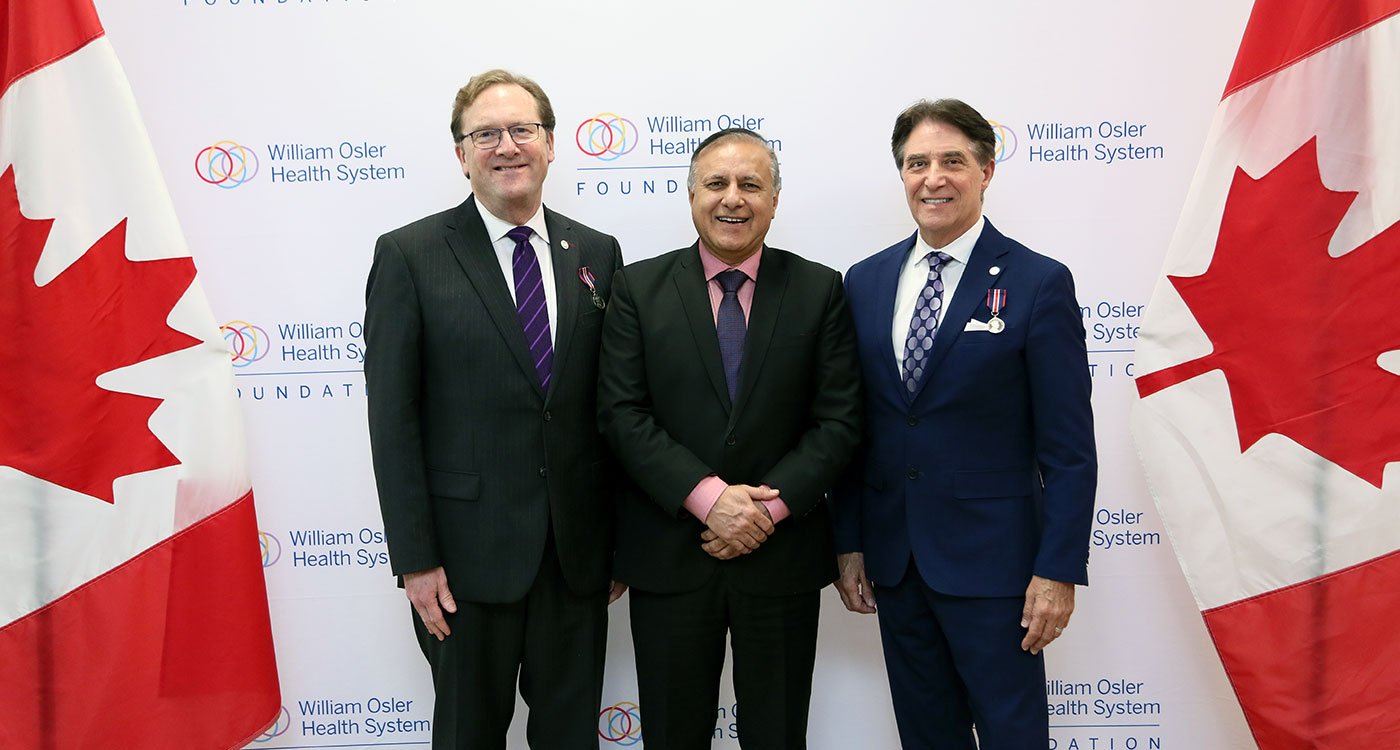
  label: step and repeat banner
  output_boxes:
[98,1,1259,747]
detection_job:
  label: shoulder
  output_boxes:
[545,207,619,247]
[764,246,842,287]
[982,220,1071,279]
[379,205,458,245]
[846,233,915,282]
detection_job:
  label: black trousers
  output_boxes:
[629,569,820,750]
[412,536,608,750]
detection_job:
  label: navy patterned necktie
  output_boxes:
[901,251,952,394]
[507,226,553,390]
[715,269,748,401]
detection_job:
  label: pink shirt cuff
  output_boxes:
[684,477,790,524]
[684,475,728,522]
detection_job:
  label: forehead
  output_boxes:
[694,138,772,178]
[903,120,976,158]
[462,83,540,127]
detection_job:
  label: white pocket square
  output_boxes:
[963,319,990,332]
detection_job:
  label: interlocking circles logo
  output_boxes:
[221,320,270,368]
[195,140,260,188]
[598,701,642,745]
[988,120,1018,163]
[259,531,282,568]
[576,113,639,162]
[251,706,291,743]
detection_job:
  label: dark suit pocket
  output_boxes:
[425,468,481,501]
[953,469,1037,499]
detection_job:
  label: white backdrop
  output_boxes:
[95,1,1260,747]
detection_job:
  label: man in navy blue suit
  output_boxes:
[833,98,1097,749]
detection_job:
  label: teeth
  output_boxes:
[923,198,951,204]
[717,217,746,223]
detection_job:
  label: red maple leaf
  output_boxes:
[0,166,200,502]
[1137,138,1400,488]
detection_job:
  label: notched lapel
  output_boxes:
[913,226,1010,399]
[733,248,788,420]
[674,247,732,413]
[444,198,544,398]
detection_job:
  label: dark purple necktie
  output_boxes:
[507,226,552,390]
[715,269,748,401]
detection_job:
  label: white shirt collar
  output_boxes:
[477,200,550,246]
[913,215,985,266]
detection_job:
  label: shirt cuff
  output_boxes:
[683,475,727,522]
[760,498,790,523]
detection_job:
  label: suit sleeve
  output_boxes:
[1025,263,1097,585]
[364,233,439,576]
[760,270,863,518]
[597,267,717,517]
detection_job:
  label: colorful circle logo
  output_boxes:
[598,701,642,745]
[259,531,282,568]
[576,113,639,161]
[195,140,260,188]
[252,706,290,742]
[221,320,270,368]
[988,120,1018,163]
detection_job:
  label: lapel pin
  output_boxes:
[560,239,571,250]
[989,265,1001,276]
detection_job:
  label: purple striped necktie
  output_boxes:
[507,226,553,390]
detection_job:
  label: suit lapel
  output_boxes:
[909,220,1010,402]
[544,208,582,403]
[732,247,787,422]
[443,197,543,398]
[674,245,732,413]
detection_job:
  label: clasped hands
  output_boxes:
[698,484,778,560]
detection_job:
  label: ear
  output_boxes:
[456,143,471,180]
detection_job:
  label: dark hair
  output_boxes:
[687,127,781,192]
[890,98,996,168]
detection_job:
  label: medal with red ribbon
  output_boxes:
[579,266,606,309]
[986,288,1006,334]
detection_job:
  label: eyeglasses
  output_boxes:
[457,122,546,150]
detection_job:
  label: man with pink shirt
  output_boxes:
[598,128,862,749]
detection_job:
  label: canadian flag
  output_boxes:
[1133,1,1400,747]
[0,0,280,748]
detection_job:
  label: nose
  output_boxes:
[493,131,521,156]
[721,184,744,207]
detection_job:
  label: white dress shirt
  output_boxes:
[478,202,558,347]
[891,215,986,375]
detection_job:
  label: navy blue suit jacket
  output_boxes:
[833,219,1096,597]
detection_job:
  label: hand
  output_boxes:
[608,580,628,604]
[1020,575,1075,654]
[835,552,876,614]
[704,484,778,552]
[700,528,751,560]
[404,566,457,641]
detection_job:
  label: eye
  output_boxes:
[509,125,533,137]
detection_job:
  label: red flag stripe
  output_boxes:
[0,0,105,98]
[1223,0,1400,98]
[0,492,279,749]
[1202,549,1400,748]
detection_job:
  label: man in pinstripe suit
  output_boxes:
[365,69,623,750]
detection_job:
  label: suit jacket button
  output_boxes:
[907,468,920,480]
[538,467,549,478]
[543,410,552,422]
[906,416,919,427]
[726,435,737,446]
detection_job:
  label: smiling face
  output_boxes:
[688,137,779,265]
[455,83,555,224]
[900,119,995,249]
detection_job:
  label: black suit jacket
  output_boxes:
[365,196,622,603]
[597,244,862,596]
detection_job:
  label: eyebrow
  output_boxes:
[906,149,967,163]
